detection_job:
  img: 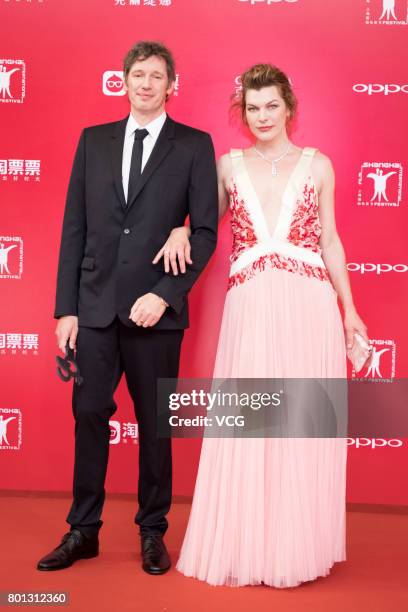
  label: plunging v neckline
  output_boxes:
[240,147,306,240]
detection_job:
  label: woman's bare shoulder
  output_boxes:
[312,150,334,172]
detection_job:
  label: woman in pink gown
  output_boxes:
[155,64,368,588]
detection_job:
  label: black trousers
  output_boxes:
[66,316,183,538]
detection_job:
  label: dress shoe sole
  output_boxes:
[142,563,170,575]
[37,550,99,571]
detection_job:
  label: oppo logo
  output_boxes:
[353,84,408,96]
[347,263,408,275]
[347,438,403,449]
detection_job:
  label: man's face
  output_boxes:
[124,55,174,116]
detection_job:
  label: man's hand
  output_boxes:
[129,293,168,328]
[55,315,79,353]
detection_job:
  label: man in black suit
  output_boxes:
[37,41,218,574]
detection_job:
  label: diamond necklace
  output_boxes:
[253,142,292,176]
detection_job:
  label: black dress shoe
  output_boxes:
[37,529,99,571]
[141,534,170,575]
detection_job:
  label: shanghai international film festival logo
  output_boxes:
[0,408,22,451]
[358,162,403,207]
[0,159,41,182]
[366,0,408,25]
[352,339,396,381]
[0,60,26,104]
[102,70,180,97]
[0,237,23,279]
[109,420,139,445]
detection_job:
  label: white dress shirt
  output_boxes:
[122,111,167,202]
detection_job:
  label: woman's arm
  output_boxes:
[152,154,231,274]
[217,154,231,221]
[315,153,368,349]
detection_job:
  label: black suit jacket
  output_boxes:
[54,115,218,329]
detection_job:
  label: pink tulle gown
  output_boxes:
[176,147,347,588]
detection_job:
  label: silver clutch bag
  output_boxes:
[347,333,373,373]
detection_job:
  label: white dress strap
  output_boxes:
[273,147,318,241]
[303,146,318,157]
[229,148,243,159]
[291,147,318,190]
[229,149,271,242]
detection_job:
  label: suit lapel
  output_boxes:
[110,116,128,210]
[125,116,176,212]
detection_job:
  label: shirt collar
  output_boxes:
[126,111,167,141]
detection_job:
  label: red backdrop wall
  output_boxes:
[1,0,407,505]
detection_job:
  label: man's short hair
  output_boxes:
[123,41,176,83]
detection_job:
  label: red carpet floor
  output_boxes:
[0,492,407,612]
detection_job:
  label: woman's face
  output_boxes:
[244,85,290,142]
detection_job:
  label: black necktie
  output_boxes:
[127,128,149,206]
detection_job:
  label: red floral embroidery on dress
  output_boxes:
[287,176,322,253]
[228,252,329,290]
[228,180,257,263]
[227,174,329,290]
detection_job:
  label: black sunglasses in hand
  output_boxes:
[56,342,83,386]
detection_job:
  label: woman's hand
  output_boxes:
[343,307,368,350]
[152,226,192,275]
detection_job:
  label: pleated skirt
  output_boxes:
[176,266,347,587]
